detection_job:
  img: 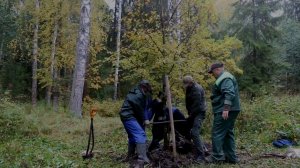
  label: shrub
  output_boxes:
[235,95,300,144]
[83,98,123,117]
[0,100,38,142]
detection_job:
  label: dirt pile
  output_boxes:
[148,148,194,168]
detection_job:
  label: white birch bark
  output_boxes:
[69,0,91,117]
[32,0,40,107]
[113,0,123,100]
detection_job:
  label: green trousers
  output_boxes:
[212,111,239,162]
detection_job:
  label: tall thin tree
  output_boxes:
[46,18,59,107]
[46,1,60,107]
[32,0,40,107]
[69,0,91,117]
[0,33,4,62]
[113,0,123,100]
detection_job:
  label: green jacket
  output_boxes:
[119,86,147,124]
[210,71,241,113]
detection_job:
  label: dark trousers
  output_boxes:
[212,111,239,162]
[188,113,205,156]
[148,124,165,151]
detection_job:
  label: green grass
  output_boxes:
[0,95,299,167]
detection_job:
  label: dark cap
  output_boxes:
[140,80,150,86]
[208,62,224,73]
[139,80,152,93]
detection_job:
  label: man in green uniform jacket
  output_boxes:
[208,62,241,164]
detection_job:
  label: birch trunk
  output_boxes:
[113,0,123,100]
[175,0,182,79]
[32,0,40,107]
[46,19,59,106]
[175,0,181,43]
[69,0,91,117]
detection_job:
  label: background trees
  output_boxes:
[0,0,299,115]
[229,0,282,96]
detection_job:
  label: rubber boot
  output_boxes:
[136,143,150,164]
[123,143,136,162]
[195,153,206,163]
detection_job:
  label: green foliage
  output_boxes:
[0,100,38,142]
[230,0,282,95]
[275,20,300,92]
[0,0,18,59]
[120,0,242,98]
[0,61,30,97]
[236,95,300,144]
[83,98,122,117]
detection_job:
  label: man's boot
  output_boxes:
[123,143,136,162]
[195,151,206,163]
[136,143,150,164]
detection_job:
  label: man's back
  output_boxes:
[185,82,207,116]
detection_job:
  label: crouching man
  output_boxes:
[119,80,152,165]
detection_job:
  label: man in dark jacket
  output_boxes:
[208,62,241,164]
[183,75,207,162]
[148,92,166,151]
[119,80,152,164]
[148,98,189,152]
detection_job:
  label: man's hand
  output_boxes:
[222,110,229,120]
[144,120,150,126]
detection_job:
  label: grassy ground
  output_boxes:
[0,95,299,168]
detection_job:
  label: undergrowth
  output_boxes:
[0,95,299,167]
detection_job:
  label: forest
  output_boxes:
[0,0,300,167]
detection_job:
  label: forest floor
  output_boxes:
[0,95,300,168]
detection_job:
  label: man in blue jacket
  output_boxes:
[119,80,152,164]
[208,62,241,164]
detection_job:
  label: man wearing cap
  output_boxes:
[119,80,152,165]
[183,75,207,162]
[208,63,241,164]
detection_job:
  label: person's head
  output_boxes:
[208,62,224,78]
[182,75,194,90]
[139,80,152,95]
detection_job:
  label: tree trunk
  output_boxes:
[69,0,91,117]
[113,0,123,101]
[32,0,40,107]
[53,68,59,112]
[175,0,182,79]
[165,75,177,158]
[175,0,181,43]
[0,33,4,62]
[252,0,257,63]
[46,20,59,107]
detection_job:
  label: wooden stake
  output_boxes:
[164,75,177,158]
